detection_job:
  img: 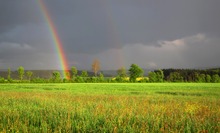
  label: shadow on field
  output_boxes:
[43,87,67,90]
[130,91,148,95]
[156,91,202,96]
[19,86,36,89]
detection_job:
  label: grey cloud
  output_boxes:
[0,42,33,58]
[0,0,220,69]
[0,42,59,69]
[93,33,220,69]
[58,0,220,54]
[0,1,42,33]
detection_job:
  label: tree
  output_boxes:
[0,77,5,83]
[148,70,164,82]
[129,64,144,82]
[117,67,127,78]
[92,59,100,76]
[194,72,200,82]
[81,70,88,77]
[99,72,104,82]
[206,74,212,83]
[17,66,25,81]
[148,71,157,82]
[168,72,184,82]
[71,67,78,78]
[7,68,12,81]
[212,74,220,83]
[197,74,206,82]
[26,71,33,81]
[52,71,62,83]
[91,76,98,83]
[155,69,164,82]
[116,67,127,82]
[75,76,84,83]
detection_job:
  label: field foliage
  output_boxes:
[0,83,219,132]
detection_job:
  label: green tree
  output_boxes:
[198,74,206,82]
[194,72,200,82]
[206,74,212,83]
[0,77,5,83]
[26,71,33,81]
[75,76,84,83]
[7,68,12,82]
[156,69,164,82]
[81,70,88,77]
[52,71,62,83]
[99,72,104,82]
[212,74,220,83]
[148,71,157,82]
[71,67,78,78]
[168,72,184,82]
[17,66,25,81]
[129,64,144,82]
[80,70,88,83]
[91,76,98,83]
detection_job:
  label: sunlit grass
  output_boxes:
[0,83,219,132]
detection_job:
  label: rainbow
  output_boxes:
[38,0,69,79]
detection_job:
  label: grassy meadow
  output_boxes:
[0,83,219,132]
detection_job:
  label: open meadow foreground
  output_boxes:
[0,83,219,132]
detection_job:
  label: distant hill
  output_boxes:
[1,67,218,79]
[0,70,113,79]
[0,70,58,79]
[0,68,156,79]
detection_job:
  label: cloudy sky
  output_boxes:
[0,0,220,70]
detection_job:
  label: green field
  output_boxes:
[0,83,219,132]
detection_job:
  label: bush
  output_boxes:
[0,77,5,83]
[75,76,85,83]
[31,77,47,83]
[63,78,71,83]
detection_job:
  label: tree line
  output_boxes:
[162,68,220,83]
[1,60,220,83]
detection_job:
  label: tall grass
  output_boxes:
[0,83,219,132]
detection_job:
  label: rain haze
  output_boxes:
[0,0,220,70]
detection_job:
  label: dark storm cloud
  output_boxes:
[45,0,220,53]
[94,34,220,70]
[2,0,220,50]
[109,0,220,42]
[0,1,42,33]
[0,0,220,69]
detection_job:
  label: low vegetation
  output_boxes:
[1,64,220,83]
[0,83,219,132]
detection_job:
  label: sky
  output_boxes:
[0,0,220,70]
